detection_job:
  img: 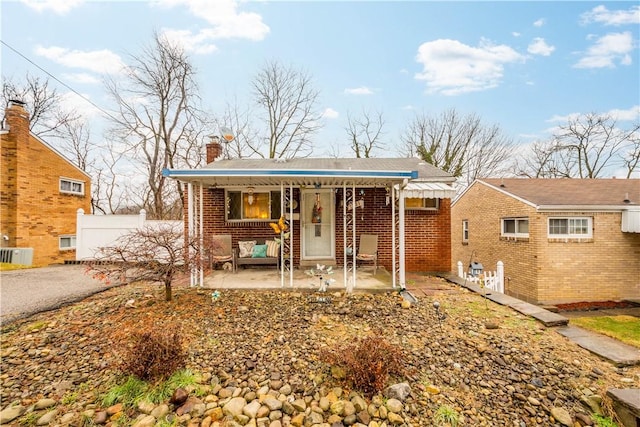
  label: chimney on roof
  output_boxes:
[624,193,630,203]
[500,178,505,188]
[3,99,29,141]
[205,135,223,163]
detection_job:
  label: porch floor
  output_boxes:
[203,265,393,291]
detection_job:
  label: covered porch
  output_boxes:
[164,157,456,292]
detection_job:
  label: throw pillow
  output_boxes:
[252,244,267,258]
[238,240,256,258]
[266,240,280,258]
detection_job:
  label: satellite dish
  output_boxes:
[220,126,234,142]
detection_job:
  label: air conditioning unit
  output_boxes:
[0,248,34,265]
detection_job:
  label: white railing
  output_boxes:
[457,260,504,293]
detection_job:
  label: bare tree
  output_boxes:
[86,224,206,302]
[346,109,385,158]
[216,98,258,159]
[1,74,80,138]
[402,108,515,187]
[517,113,640,178]
[105,32,208,219]
[250,61,321,159]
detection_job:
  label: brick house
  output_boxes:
[164,139,456,289]
[1,101,92,265]
[451,178,640,305]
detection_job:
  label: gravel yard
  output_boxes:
[1,278,639,426]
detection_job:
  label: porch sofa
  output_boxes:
[235,238,280,269]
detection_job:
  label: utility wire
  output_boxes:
[0,39,121,123]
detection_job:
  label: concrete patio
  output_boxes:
[202,265,394,291]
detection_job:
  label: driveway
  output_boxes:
[0,265,117,326]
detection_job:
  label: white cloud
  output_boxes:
[34,45,125,74]
[344,87,374,95]
[581,5,640,26]
[402,105,415,111]
[512,32,521,37]
[573,31,633,68]
[547,105,640,123]
[606,105,640,121]
[321,108,339,119]
[161,29,219,55]
[533,18,545,27]
[60,91,101,119]
[20,0,84,14]
[528,37,555,56]
[414,38,524,96]
[155,0,270,53]
[62,73,100,85]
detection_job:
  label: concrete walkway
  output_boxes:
[439,273,640,367]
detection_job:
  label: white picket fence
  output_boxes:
[457,260,504,293]
[75,209,182,260]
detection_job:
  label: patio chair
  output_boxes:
[356,234,378,273]
[209,234,236,272]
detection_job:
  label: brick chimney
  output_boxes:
[1,100,29,248]
[206,135,223,163]
[3,100,30,143]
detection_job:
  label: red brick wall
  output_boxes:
[192,186,451,272]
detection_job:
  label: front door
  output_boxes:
[301,189,335,261]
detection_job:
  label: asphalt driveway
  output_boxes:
[0,264,117,326]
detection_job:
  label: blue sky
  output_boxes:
[1,0,639,158]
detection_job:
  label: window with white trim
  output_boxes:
[462,220,469,242]
[60,178,84,195]
[405,198,439,210]
[59,235,76,250]
[548,217,592,238]
[226,190,282,221]
[501,217,529,238]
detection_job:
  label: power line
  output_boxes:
[0,39,121,123]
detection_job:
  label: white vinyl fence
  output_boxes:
[75,209,182,261]
[457,260,504,293]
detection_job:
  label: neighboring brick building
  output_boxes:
[451,178,640,305]
[165,140,456,288]
[1,101,92,265]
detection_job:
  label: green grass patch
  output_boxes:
[570,315,640,348]
[101,369,200,409]
[593,413,619,427]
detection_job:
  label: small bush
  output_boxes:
[319,332,404,396]
[434,404,461,427]
[120,325,187,381]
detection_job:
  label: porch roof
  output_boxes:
[163,157,455,188]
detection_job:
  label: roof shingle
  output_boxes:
[480,178,640,207]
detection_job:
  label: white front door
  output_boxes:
[301,189,335,260]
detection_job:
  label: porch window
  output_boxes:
[60,178,84,196]
[59,235,76,250]
[548,217,592,238]
[462,220,469,242]
[405,198,439,210]
[501,217,529,238]
[227,190,281,221]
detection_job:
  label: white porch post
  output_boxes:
[391,185,396,289]
[187,182,196,287]
[398,184,406,289]
[199,183,204,287]
[288,183,294,288]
